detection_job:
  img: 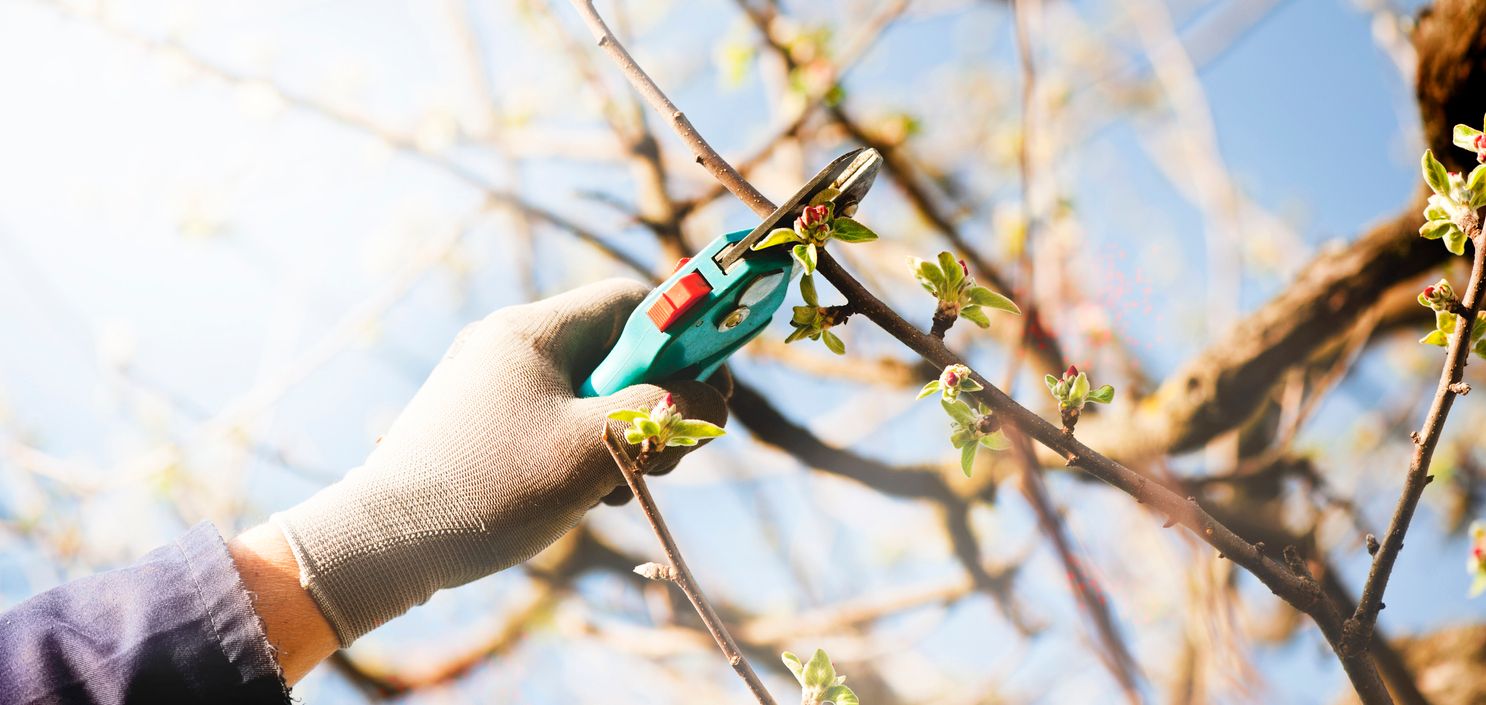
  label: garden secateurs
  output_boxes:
[580,148,883,397]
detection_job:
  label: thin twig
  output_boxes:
[1007,5,1142,695]
[1001,0,1040,394]
[1347,217,1486,654]
[1009,434,1145,702]
[602,427,780,705]
[46,0,652,279]
[570,0,773,215]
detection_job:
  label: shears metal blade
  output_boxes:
[713,147,883,271]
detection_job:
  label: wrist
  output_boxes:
[227,523,338,685]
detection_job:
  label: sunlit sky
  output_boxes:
[0,0,1478,703]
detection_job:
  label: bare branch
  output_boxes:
[569,0,773,215]
[602,427,780,705]
[1347,218,1486,653]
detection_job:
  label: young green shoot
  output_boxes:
[1420,147,1486,256]
[608,393,726,461]
[1045,365,1114,433]
[917,363,983,402]
[918,365,1007,476]
[1417,278,1486,357]
[910,251,1020,337]
[786,272,853,354]
[781,649,859,705]
[750,190,879,277]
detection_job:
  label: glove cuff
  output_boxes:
[270,481,445,647]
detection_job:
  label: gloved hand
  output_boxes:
[272,279,728,646]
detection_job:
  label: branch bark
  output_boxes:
[603,427,780,705]
[1346,217,1485,653]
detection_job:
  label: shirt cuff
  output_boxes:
[176,522,290,700]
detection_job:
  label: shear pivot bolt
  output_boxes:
[718,306,750,330]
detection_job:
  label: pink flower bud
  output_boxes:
[653,392,675,416]
[1066,365,1079,379]
[798,204,830,231]
[958,259,969,276]
[945,369,960,387]
[1424,286,1436,299]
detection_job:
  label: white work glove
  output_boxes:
[273,279,728,645]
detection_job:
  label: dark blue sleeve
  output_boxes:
[0,522,290,705]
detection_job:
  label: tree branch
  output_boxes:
[570,0,773,216]
[1347,217,1485,652]
[603,427,779,705]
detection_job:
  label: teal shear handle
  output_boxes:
[580,229,794,397]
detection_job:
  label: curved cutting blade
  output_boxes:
[713,147,883,271]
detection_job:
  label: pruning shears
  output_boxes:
[580,148,884,397]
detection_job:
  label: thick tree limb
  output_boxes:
[1072,0,1486,463]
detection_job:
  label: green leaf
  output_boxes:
[966,286,1021,315]
[1438,310,1458,334]
[607,410,650,423]
[1454,124,1484,152]
[793,242,819,275]
[960,443,977,477]
[1421,329,1450,347]
[809,188,841,207]
[1070,372,1091,403]
[1474,336,1486,359]
[917,380,942,399]
[824,685,860,705]
[1469,166,1486,209]
[831,216,879,243]
[791,305,816,326]
[942,399,976,423]
[959,305,991,328]
[949,427,975,448]
[937,251,963,290]
[1423,149,1451,196]
[673,420,726,438]
[781,652,805,684]
[821,329,846,355]
[624,428,647,444]
[637,418,661,438]
[753,228,800,250]
[914,258,946,295]
[1446,226,1469,256]
[1420,219,1455,241]
[979,430,1011,451]
[960,376,983,392]
[784,327,810,344]
[803,649,835,689]
[800,272,819,306]
[1044,374,1060,391]
[1425,201,1451,222]
[1086,384,1115,404]
[666,436,698,446]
